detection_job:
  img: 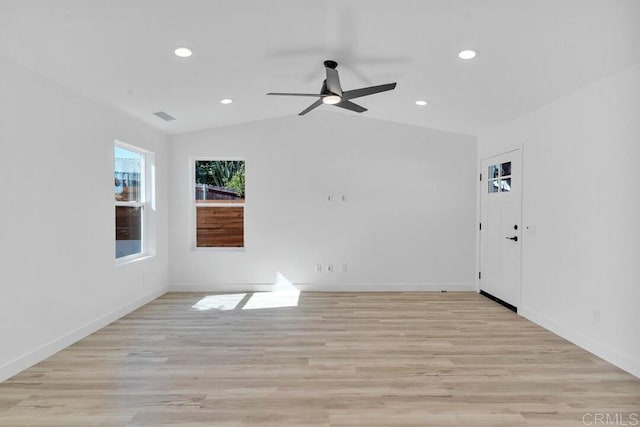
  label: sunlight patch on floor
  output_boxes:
[243,272,300,310]
[192,293,247,311]
[191,273,300,311]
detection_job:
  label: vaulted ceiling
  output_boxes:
[1,0,638,135]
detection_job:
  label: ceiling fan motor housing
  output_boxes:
[322,61,339,95]
[320,80,331,95]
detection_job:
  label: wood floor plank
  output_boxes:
[0,292,638,426]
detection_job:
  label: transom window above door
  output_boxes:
[488,161,511,193]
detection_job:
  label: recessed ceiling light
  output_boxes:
[322,95,341,105]
[458,49,477,60]
[220,98,233,104]
[415,100,428,106]
[174,47,192,58]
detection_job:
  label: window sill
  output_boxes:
[116,253,155,266]
[192,247,246,252]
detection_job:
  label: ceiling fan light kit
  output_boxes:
[267,60,397,116]
[322,95,341,105]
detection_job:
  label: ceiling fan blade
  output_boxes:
[325,67,343,96]
[334,100,367,113]
[342,83,397,100]
[267,92,322,97]
[299,99,323,116]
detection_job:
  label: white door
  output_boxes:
[480,149,522,308]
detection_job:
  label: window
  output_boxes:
[115,142,154,261]
[193,160,245,248]
[488,161,511,193]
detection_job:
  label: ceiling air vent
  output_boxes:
[153,111,176,121]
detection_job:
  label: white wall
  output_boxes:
[0,58,170,382]
[169,113,477,291]
[478,64,640,378]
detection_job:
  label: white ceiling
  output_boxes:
[1,0,638,135]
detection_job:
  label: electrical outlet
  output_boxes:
[327,194,333,202]
[341,194,346,202]
[327,264,334,273]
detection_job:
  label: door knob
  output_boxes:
[506,236,518,242]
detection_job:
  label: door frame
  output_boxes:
[477,143,525,309]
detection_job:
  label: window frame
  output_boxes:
[191,157,246,251]
[487,161,512,194]
[115,140,155,264]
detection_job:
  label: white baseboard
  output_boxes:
[169,282,476,292]
[519,306,640,379]
[0,285,168,383]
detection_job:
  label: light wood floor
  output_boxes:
[0,292,638,426]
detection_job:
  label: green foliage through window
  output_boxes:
[195,160,245,198]
[226,163,245,197]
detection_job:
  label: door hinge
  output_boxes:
[479,222,482,231]
[479,272,482,280]
[479,173,482,181]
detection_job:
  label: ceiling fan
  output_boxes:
[267,60,397,116]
